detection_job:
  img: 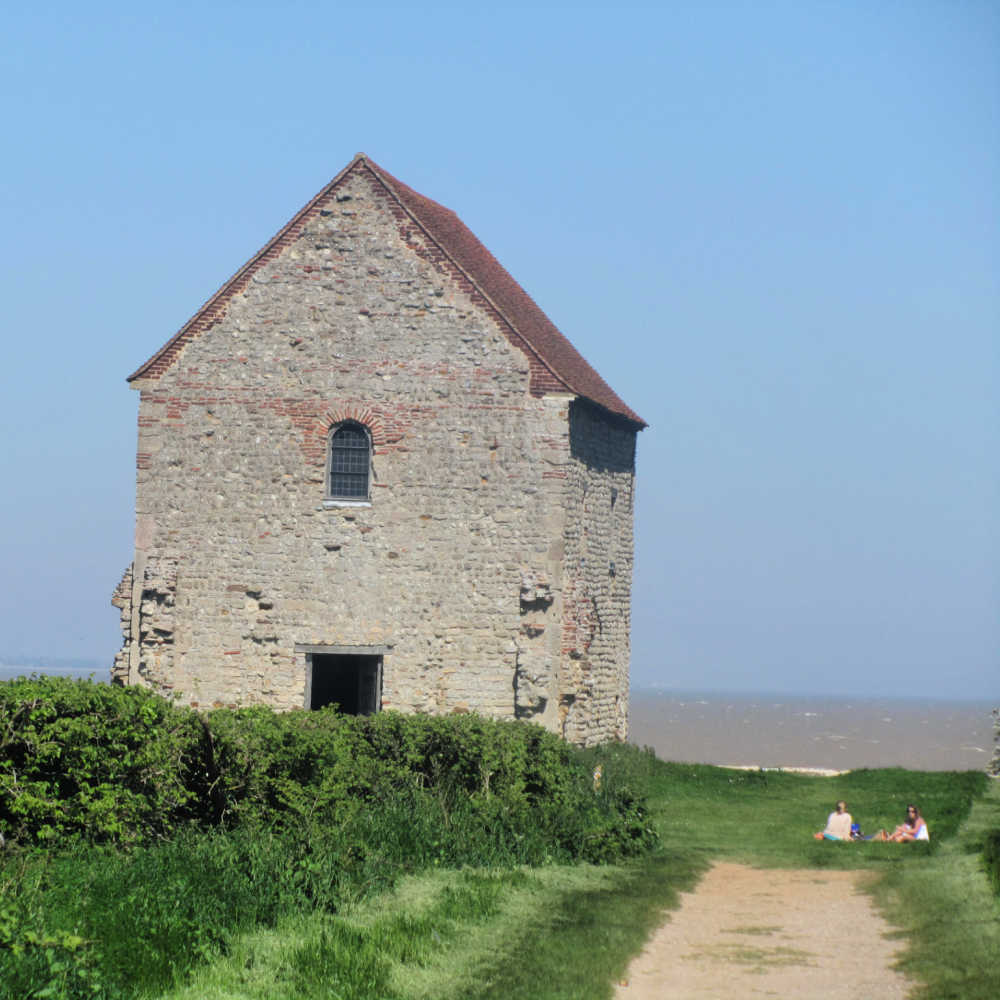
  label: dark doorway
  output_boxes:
[308,654,381,714]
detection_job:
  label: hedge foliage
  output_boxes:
[0,676,655,864]
[0,676,201,844]
[0,676,656,999]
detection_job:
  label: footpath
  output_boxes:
[614,861,912,999]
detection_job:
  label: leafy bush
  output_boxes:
[1,677,655,862]
[0,901,105,1000]
[0,828,292,998]
[195,706,398,829]
[0,676,201,844]
[196,707,656,862]
[199,709,568,822]
[0,678,658,997]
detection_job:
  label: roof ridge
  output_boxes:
[360,158,575,399]
[359,157,644,426]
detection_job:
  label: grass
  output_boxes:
[685,942,816,971]
[637,757,983,869]
[160,851,703,1000]
[4,739,997,999]
[454,756,997,999]
[467,847,705,1000]
[870,777,1000,999]
[157,749,998,1000]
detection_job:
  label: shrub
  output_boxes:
[0,828,304,999]
[0,675,201,845]
[1,676,658,867]
[196,708,655,863]
[196,706,397,829]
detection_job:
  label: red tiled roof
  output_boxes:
[129,155,645,428]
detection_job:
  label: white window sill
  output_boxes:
[321,499,372,509]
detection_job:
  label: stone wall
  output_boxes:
[557,401,636,743]
[115,167,637,743]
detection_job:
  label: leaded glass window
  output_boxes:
[329,424,370,499]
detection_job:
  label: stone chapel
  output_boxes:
[112,154,645,745]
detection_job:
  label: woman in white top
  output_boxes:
[887,804,929,842]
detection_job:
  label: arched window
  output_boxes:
[328,422,371,500]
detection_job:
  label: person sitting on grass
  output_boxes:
[814,800,853,840]
[873,804,929,842]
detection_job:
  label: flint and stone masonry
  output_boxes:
[113,154,646,745]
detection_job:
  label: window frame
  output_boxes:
[325,421,372,504]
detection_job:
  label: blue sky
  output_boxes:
[1,2,996,699]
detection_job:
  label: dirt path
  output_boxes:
[615,862,914,999]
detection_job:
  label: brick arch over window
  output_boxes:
[319,408,386,449]
[302,407,388,493]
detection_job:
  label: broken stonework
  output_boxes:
[519,570,554,612]
[110,565,133,685]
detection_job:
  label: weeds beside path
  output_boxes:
[870,776,1000,999]
[617,763,1000,1000]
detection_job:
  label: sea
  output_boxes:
[628,688,998,772]
[1,663,995,772]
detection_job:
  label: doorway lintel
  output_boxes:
[295,643,389,656]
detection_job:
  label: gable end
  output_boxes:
[128,155,645,429]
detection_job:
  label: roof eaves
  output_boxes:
[363,159,645,428]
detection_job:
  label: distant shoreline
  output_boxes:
[719,764,849,777]
[0,662,107,680]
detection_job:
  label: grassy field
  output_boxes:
[870,775,1000,999]
[154,749,999,1000]
[2,688,996,1000]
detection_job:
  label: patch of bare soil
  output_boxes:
[615,862,913,999]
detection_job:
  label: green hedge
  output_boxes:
[0,675,201,843]
[0,676,655,864]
